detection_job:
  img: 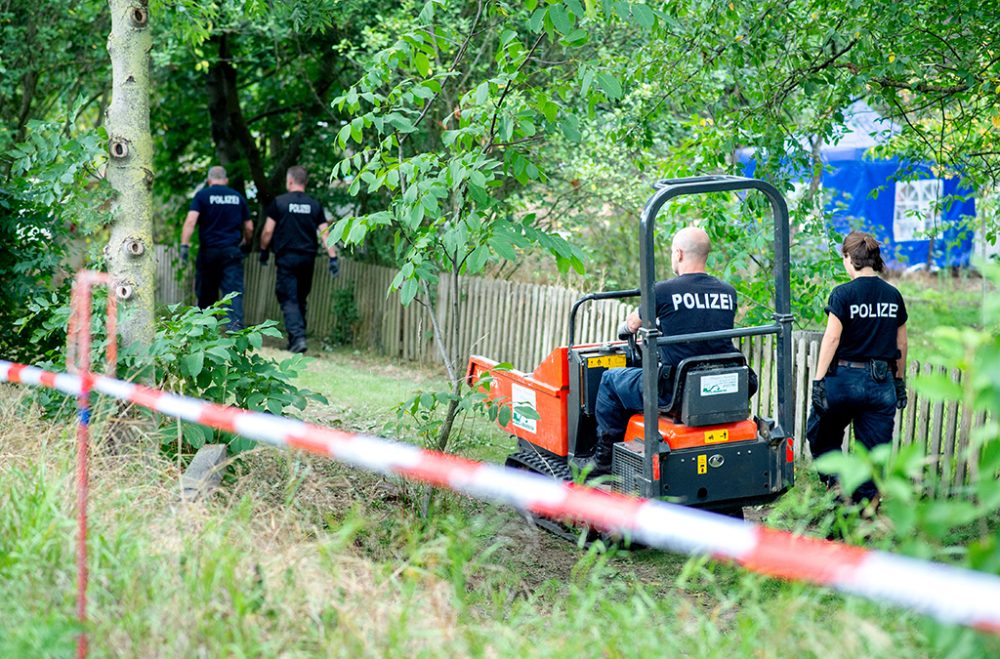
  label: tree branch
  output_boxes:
[401,0,485,145]
[484,32,546,153]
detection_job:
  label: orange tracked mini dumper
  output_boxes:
[467,176,796,524]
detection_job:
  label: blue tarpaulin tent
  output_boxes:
[742,102,977,269]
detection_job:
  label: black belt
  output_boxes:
[837,359,868,368]
[837,359,889,369]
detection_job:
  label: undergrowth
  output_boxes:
[1,379,997,658]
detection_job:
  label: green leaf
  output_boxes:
[337,124,351,148]
[184,422,208,449]
[632,3,655,29]
[474,81,490,106]
[562,28,589,46]
[498,405,512,426]
[548,5,574,35]
[412,84,434,100]
[514,403,540,420]
[581,67,595,96]
[465,245,490,273]
[182,350,204,378]
[596,72,623,100]
[347,220,368,244]
[400,278,418,305]
[539,98,559,123]
[915,373,963,401]
[414,52,431,77]
[560,114,581,142]
[490,234,518,261]
[813,451,871,499]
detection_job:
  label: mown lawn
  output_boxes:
[4,342,998,657]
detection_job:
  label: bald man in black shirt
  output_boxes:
[584,227,756,475]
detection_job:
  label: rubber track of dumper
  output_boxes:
[504,449,573,481]
[504,449,603,545]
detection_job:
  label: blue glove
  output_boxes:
[328,255,340,278]
[180,244,190,264]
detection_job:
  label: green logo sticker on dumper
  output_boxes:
[511,383,538,433]
[700,372,739,397]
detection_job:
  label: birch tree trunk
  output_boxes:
[105,0,154,346]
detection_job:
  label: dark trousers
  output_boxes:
[195,244,245,331]
[275,251,315,343]
[806,366,897,502]
[595,367,671,444]
[595,365,759,447]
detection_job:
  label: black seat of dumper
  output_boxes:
[659,352,751,427]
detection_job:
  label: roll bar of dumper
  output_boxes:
[627,175,793,498]
[564,176,792,498]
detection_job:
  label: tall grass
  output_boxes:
[1,347,997,656]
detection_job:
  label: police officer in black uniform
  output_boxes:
[807,231,908,504]
[259,165,338,354]
[180,165,253,331]
[586,227,757,475]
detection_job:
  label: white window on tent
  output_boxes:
[893,179,943,242]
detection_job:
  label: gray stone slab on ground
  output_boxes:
[181,443,228,501]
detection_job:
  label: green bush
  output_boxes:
[324,288,360,347]
[0,121,111,363]
[125,298,327,453]
[17,291,326,454]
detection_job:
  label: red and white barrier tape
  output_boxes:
[3,358,1000,635]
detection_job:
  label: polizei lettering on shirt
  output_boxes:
[849,302,898,319]
[671,292,735,311]
[288,203,311,213]
[209,194,242,205]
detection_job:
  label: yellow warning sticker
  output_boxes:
[697,454,707,475]
[704,429,729,444]
[587,354,626,369]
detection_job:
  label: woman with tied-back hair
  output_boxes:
[806,231,909,506]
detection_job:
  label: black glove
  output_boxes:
[617,321,632,340]
[811,379,829,414]
[259,248,270,265]
[239,241,252,255]
[180,244,189,264]
[894,378,907,409]
[328,255,340,278]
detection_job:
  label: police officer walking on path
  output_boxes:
[259,165,338,354]
[180,165,253,331]
[583,226,757,476]
[807,231,908,505]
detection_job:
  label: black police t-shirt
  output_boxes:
[265,192,326,256]
[826,276,907,361]
[189,185,250,248]
[648,273,739,367]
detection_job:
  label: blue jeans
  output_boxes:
[595,367,670,443]
[806,365,897,501]
[275,251,316,343]
[196,244,245,331]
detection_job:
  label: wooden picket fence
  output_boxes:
[154,245,991,493]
